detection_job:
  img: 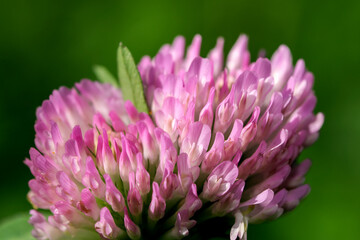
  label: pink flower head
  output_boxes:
[26,35,323,239]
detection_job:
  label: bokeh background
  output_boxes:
[1,0,359,239]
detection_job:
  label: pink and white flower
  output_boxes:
[26,35,323,239]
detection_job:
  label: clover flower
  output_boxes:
[26,35,323,240]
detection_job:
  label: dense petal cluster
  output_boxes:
[26,35,323,240]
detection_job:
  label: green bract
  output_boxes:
[94,44,149,113]
[117,43,149,113]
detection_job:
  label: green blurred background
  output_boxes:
[0,0,359,239]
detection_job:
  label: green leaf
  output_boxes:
[93,65,118,87]
[0,213,34,240]
[117,43,149,113]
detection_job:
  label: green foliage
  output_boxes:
[93,44,149,113]
[117,43,149,113]
[0,213,33,240]
[93,65,118,87]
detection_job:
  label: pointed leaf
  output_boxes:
[117,43,149,113]
[93,65,118,87]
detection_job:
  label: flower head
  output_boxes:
[26,35,323,239]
